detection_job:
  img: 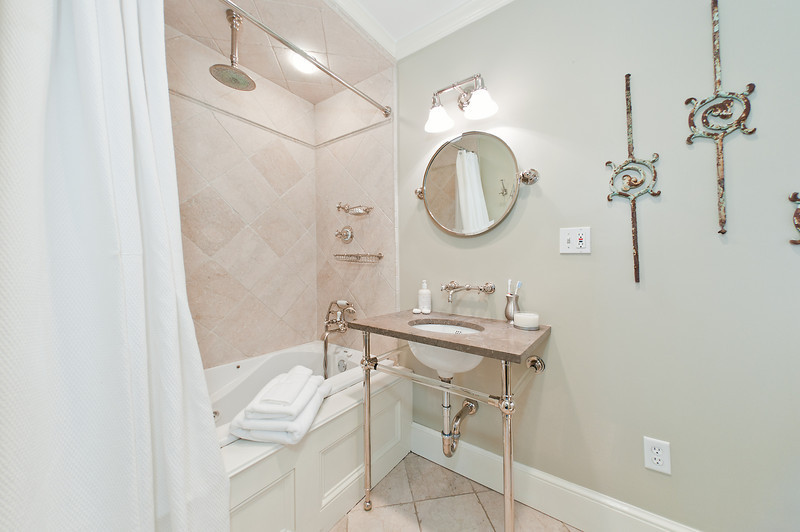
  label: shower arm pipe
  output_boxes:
[217,0,392,118]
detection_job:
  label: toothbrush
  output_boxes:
[508,279,512,295]
[514,281,521,295]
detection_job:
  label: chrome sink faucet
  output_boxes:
[440,281,496,303]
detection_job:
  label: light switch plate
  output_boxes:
[560,227,591,254]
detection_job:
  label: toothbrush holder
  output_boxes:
[504,294,520,324]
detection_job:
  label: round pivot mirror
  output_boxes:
[419,131,528,237]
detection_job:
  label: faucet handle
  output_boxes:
[441,281,458,292]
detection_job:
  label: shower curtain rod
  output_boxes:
[218,0,392,118]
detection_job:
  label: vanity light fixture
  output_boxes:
[424,74,498,133]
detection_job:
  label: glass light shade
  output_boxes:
[424,105,454,133]
[463,88,498,120]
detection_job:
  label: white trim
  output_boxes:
[328,0,515,60]
[395,0,515,59]
[410,423,701,532]
[325,0,398,57]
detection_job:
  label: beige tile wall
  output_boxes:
[168,28,317,368]
[314,68,398,355]
[167,27,397,367]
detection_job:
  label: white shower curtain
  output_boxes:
[455,149,492,233]
[0,1,229,530]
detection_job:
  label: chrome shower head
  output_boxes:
[209,9,255,91]
[209,64,255,91]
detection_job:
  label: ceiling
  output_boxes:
[164,0,510,104]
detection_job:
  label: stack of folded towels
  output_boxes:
[230,365,331,445]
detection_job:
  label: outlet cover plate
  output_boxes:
[643,436,671,475]
[560,227,591,254]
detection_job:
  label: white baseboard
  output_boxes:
[410,423,700,532]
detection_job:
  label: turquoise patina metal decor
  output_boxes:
[685,0,756,235]
[790,193,800,245]
[607,74,661,283]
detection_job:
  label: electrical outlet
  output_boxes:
[560,227,591,254]
[643,436,671,475]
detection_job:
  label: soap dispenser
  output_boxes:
[418,280,431,314]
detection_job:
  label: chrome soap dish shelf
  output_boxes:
[334,252,383,263]
[337,202,373,216]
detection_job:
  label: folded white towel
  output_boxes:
[245,375,324,420]
[230,381,331,444]
[256,365,313,406]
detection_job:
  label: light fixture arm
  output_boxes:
[431,74,485,109]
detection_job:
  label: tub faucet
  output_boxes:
[441,281,496,303]
[321,300,355,378]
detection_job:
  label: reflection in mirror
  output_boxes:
[421,132,524,237]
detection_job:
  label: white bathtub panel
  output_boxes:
[224,374,412,532]
[230,470,295,532]
[228,440,298,509]
[319,425,363,507]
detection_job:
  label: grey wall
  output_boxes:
[396,1,800,530]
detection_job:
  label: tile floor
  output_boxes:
[328,452,582,532]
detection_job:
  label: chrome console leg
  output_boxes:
[500,360,515,532]
[362,331,373,511]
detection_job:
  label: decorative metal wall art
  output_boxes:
[685,0,756,235]
[607,74,661,283]
[790,193,800,245]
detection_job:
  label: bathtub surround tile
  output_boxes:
[173,112,245,181]
[250,261,307,318]
[175,152,207,201]
[249,140,306,196]
[179,186,246,256]
[212,228,279,290]
[281,175,317,230]
[186,260,248,330]
[167,20,394,369]
[214,114,277,157]
[180,234,209,279]
[477,490,571,532]
[283,287,317,339]
[196,328,245,369]
[416,493,493,532]
[403,453,474,501]
[211,160,279,224]
[284,235,317,287]
[168,92,204,124]
[213,294,281,357]
[252,203,308,257]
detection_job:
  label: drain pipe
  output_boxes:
[440,378,478,457]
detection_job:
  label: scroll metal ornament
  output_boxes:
[685,0,756,234]
[607,74,660,283]
[790,193,800,245]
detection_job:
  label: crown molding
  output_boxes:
[395,0,515,59]
[325,0,398,58]
[328,0,514,60]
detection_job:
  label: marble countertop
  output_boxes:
[348,310,550,364]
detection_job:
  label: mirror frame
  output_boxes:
[417,131,537,238]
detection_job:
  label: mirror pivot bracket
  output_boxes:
[518,169,539,185]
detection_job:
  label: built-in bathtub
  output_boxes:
[205,341,411,532]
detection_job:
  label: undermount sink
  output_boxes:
[408,320,484,379]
